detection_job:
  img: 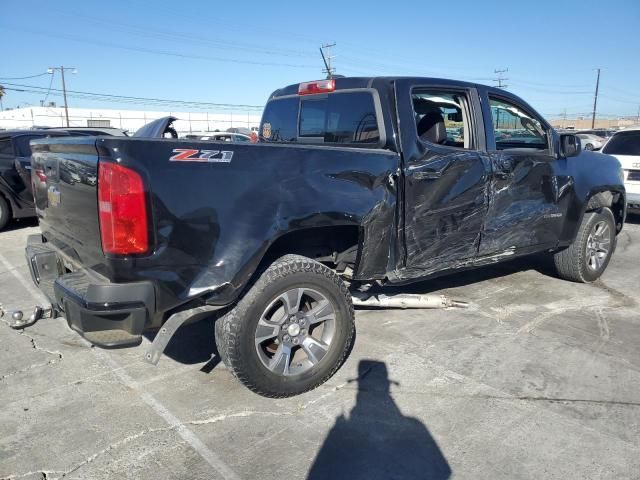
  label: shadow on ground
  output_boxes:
[3,217,38,232]
[626,211,640,225]
[307,360,451,480]
[379,253,556,296]
[144,256,554,368]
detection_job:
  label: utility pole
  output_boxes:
[591,68,600,129]
[493,68,509,89]
[48,66,77,127]
[320,43,336,78]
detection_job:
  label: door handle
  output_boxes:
[409,167,442,180]
[495,158,514,178]
[414,171,441,180]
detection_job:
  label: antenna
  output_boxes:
[493,68,509,89]
[320,43,336,79]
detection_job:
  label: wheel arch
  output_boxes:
[259,225,362,274]
[584,189,625,233]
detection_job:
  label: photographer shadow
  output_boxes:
[307,360,451,480]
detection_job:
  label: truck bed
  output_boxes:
[30,136,400,330]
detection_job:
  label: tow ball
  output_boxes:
[0,304,54,329]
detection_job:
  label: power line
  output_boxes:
[509,83,592,95]
[42,71,55,105]
[0,25,317,69]
[1,82,264,111]
[60,14,314,58]
[0,72,50,80]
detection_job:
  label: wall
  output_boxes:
[549,117,639,130]
[0,106,262,133]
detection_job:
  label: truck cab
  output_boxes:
[260,78,625,281]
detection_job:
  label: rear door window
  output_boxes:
[14,135,44,157]
[261,91,381,146]
[602,131,640,156]
[0,137,14,156]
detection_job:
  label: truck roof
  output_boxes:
[269,76,517,99]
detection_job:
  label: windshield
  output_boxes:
[602,131,640,156]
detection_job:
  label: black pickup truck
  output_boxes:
[26,77,625,397]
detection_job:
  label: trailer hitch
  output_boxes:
[0,304,55,329]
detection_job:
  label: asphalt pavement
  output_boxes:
[1,215,639,480]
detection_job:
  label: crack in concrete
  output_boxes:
[3,410,289,480]
[1,470,65,480]
[0,318,64,382]
[347,384,640,408]
[297,363,376,411]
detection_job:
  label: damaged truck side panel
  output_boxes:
[25,76,626,397]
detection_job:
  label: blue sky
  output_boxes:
[1,0,639,119]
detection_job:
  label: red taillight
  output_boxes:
[98,162,148,255]
[298,79,335,95]
[34,169,47,182]
[250,131,258,143]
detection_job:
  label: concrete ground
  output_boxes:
[1,216,639,480]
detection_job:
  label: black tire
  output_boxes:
[553,207,616,283]
[0,195,11,231]
[214,313,230,368]
[215,254,355,398]
[585,143,594,151]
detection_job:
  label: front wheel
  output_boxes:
[585,143,594,151]
[553,207,616,282]
[215,254,355,397]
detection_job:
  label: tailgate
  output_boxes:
[31,137,103,267]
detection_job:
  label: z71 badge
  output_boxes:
[169,149,233,163]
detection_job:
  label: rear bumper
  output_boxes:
[25,235,156,348]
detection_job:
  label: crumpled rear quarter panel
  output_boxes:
[97,138,400,309]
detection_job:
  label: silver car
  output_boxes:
[576,133,605,151]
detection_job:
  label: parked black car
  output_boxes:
[26,77,625,397]
[0,129,73,230]
[0,128,128,230]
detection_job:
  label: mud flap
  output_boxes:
[144,305,224,365]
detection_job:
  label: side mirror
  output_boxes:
[560,134,581,158]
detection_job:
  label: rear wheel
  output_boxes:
[0,196,11,231]
[215,254,355,397]
[553,208,616,282]
[584,143,594,151]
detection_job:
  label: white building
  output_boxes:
[0,106,262,134]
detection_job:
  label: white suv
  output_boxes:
[601,127,640,210]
